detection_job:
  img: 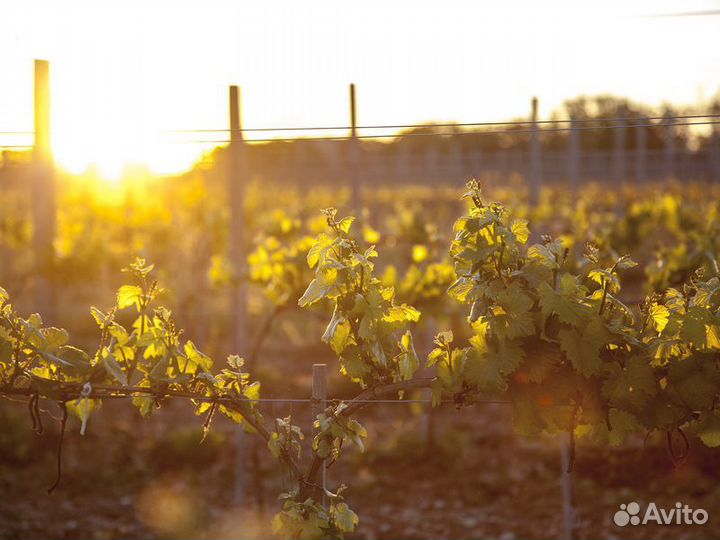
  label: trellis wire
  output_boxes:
[1,112,718,139]
[167,119,720,145]
[1,390,510,406]
[164,112,720,134]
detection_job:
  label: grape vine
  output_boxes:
[2,181,720,539]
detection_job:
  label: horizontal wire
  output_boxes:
[1,390,509,406]
[1,382,508,405]
[2,118,715,151]
[169,119,720,145]
[0,115,704,148]
[1,113,718,138]
[131,393,508,405]
[164,113,720,134]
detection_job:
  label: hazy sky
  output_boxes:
[2,0,719,177]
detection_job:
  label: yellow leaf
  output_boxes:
[648,304,670,333]
[117,284,143,310]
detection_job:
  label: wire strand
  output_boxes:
[1,113,718,137]
[169,119,720,145]
[1,390,509,406]
[163,113,720,135]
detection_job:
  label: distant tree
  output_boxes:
[544,95,687,151]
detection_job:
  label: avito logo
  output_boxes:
[614,502,708,526]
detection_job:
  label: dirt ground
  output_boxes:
[2,376,720,540]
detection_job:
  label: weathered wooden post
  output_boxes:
[228,85,249,506]
[31,59,56,323]
[450,137,464,183]
[393,141,402,183]
[471,144,483,181]
[349,84,362,213]
[567,117,580,200]
[228,85,249,361]
[612,115,626,187]
[665,115,675,183]
[426,140,440,186]
[635,118,647,185]
[422,317,438,452]
[529,97,542,207]
[560,432,575,540]
[312,364,328,504]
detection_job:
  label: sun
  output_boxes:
[52,126,212,181]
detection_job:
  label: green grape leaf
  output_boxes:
[537,278,592,327]
[41,327,69,353]
[518,339,559,384]
[696,412,720,447]
[306,233,334,268]
[133,394,154,417]
[680,307,719,349]
[339,346,371,385]
[447,276,477,303]
[464,346,512,393]
[485,284,535,340]
[510,392,549,436]
[331,502,359,533]
[591,409,642,446]
[183,340,213,372]
[90,307,112,328]
[384,304,421,323]
[648,304,670,333]
[117,284,143,310]
[338,216,355,234]
[558,317,609,378]
[510,219,530,244]
[602,357,657,410]
[396,331,419,380]
[298,269,338,307]
[42,345,91,375]
[614,255,638,270]
[243,381,261,402]
[667,354,720,410]
[527,244,560,270]
[102,347,128,385]
[588,269,621,294]
[647,337,683,366]
[690,277,720,308]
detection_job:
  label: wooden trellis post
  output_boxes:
[228,84,249,506]
[349,84,362,213]
[422,317,438,451]
[228,84,248,358]
[567,116,580,200]
[426,142,439,186]
[612,116,626,187]
[31,59,56,323]
[665,115,675,182]
[396,139,413,184]
[635,118,647,185]
[312,364,328,504]
[560,432,575,540]
[529,97,542,207]
[450,138,464,182]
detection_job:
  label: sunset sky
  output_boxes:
[1,0,719,177]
